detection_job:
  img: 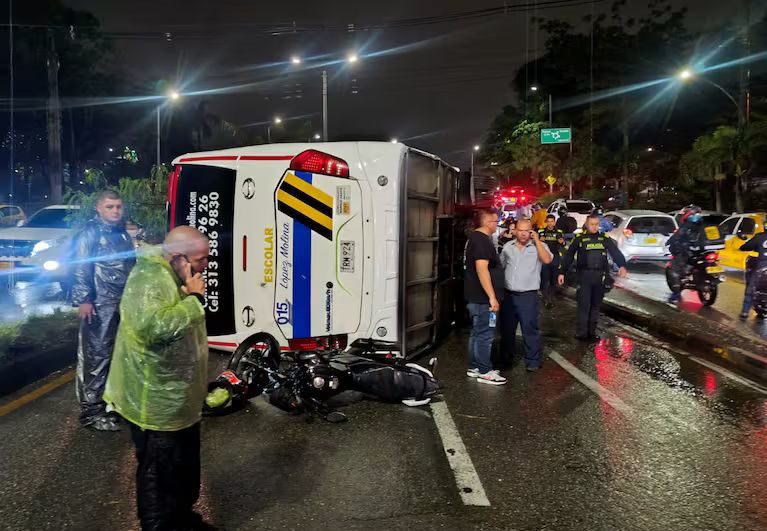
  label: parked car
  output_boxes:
[603,210,678,263]
[0,204,26,227]
[546,199,595,233]
[717,213,766,270]
[0,204,80,291]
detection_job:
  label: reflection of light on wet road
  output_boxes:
[703,371,718,396]
[615,263,767,338]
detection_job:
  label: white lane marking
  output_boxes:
[548,350,634,415]
[430,401,491,506]
[688,356,767,395]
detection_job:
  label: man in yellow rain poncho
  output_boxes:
[104,226,217,531]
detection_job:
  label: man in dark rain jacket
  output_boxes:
[71,190,136,431]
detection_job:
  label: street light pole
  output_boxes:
[156,106,161,168]
[267,117,282,144]
[470,145,480,205]
[322,70,328,141]
[156,90,180,169]
[549,94,553,126]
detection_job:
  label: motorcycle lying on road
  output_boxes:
[204,334,441,422]
[665,250,724,306]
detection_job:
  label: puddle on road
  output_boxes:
[589,325,767,431]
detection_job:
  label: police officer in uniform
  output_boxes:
[739,220,767,318]
[538,214,565,308]
[558,215,628,340]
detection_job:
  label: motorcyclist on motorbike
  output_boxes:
[739,219,767,318]
[666,205,706,303]
[555,205,578,239]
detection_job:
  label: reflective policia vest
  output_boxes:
[538,228,564,256]
[577,233,609,271]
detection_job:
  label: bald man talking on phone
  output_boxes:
[104,226,217,531]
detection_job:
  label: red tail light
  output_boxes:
[623,228,633,238]
[290,150,349,177]
[521,196,526,201]
[287,334,348,351]
[705,252,719,263]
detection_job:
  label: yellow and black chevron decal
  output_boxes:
[277,172,334,240]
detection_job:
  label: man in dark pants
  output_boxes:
[464,209,507,385]
[71,189,135,431]
[104,226,216,531]
[538,214,565,308]
[558,216,628,340]
[739,222,767,318]
[499,218,553,371]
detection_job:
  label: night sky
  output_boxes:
[64,0,744,169]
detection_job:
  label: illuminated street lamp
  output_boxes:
[157,88,181,168]
[530,85,553,125]
[292,53,360,141]
[677,67,744,125]
[470,145,481,204]
[267,116,283,143]
[390,138,398,144]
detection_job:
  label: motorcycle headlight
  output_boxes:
[32,240,52,256]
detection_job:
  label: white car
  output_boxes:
[547,199,595,232]
[0,205,80,289]
[603,210,678,262]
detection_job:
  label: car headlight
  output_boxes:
[31,239,62,256]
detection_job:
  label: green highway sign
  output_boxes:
[541,128,572,144]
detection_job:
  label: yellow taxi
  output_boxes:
[717,213,766,270]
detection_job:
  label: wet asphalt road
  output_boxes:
[616,263,767,338]
[3,298,767,530]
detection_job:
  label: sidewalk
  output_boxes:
[563,284,767,383]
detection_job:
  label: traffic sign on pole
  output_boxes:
[546,174,557,193]
[540,128,572,144]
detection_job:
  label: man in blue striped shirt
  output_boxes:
[499,218,553,372]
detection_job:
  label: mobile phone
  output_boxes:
[170,255,191,281]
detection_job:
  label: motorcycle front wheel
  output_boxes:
[227,333,282,395]
[665,265,680,292]
[697,283,718,306]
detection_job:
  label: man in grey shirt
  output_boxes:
[499,218,553,371]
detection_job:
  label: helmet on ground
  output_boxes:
[679,204,702,224]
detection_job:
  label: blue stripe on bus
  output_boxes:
[292,171,313,338]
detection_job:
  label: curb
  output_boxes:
[562,286,767,384]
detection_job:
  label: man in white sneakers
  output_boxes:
[463,209,507,385]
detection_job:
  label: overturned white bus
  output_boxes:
[169,142,461,358]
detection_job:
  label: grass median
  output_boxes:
[0,309,79,396]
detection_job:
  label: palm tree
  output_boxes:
[681,121,767,213]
